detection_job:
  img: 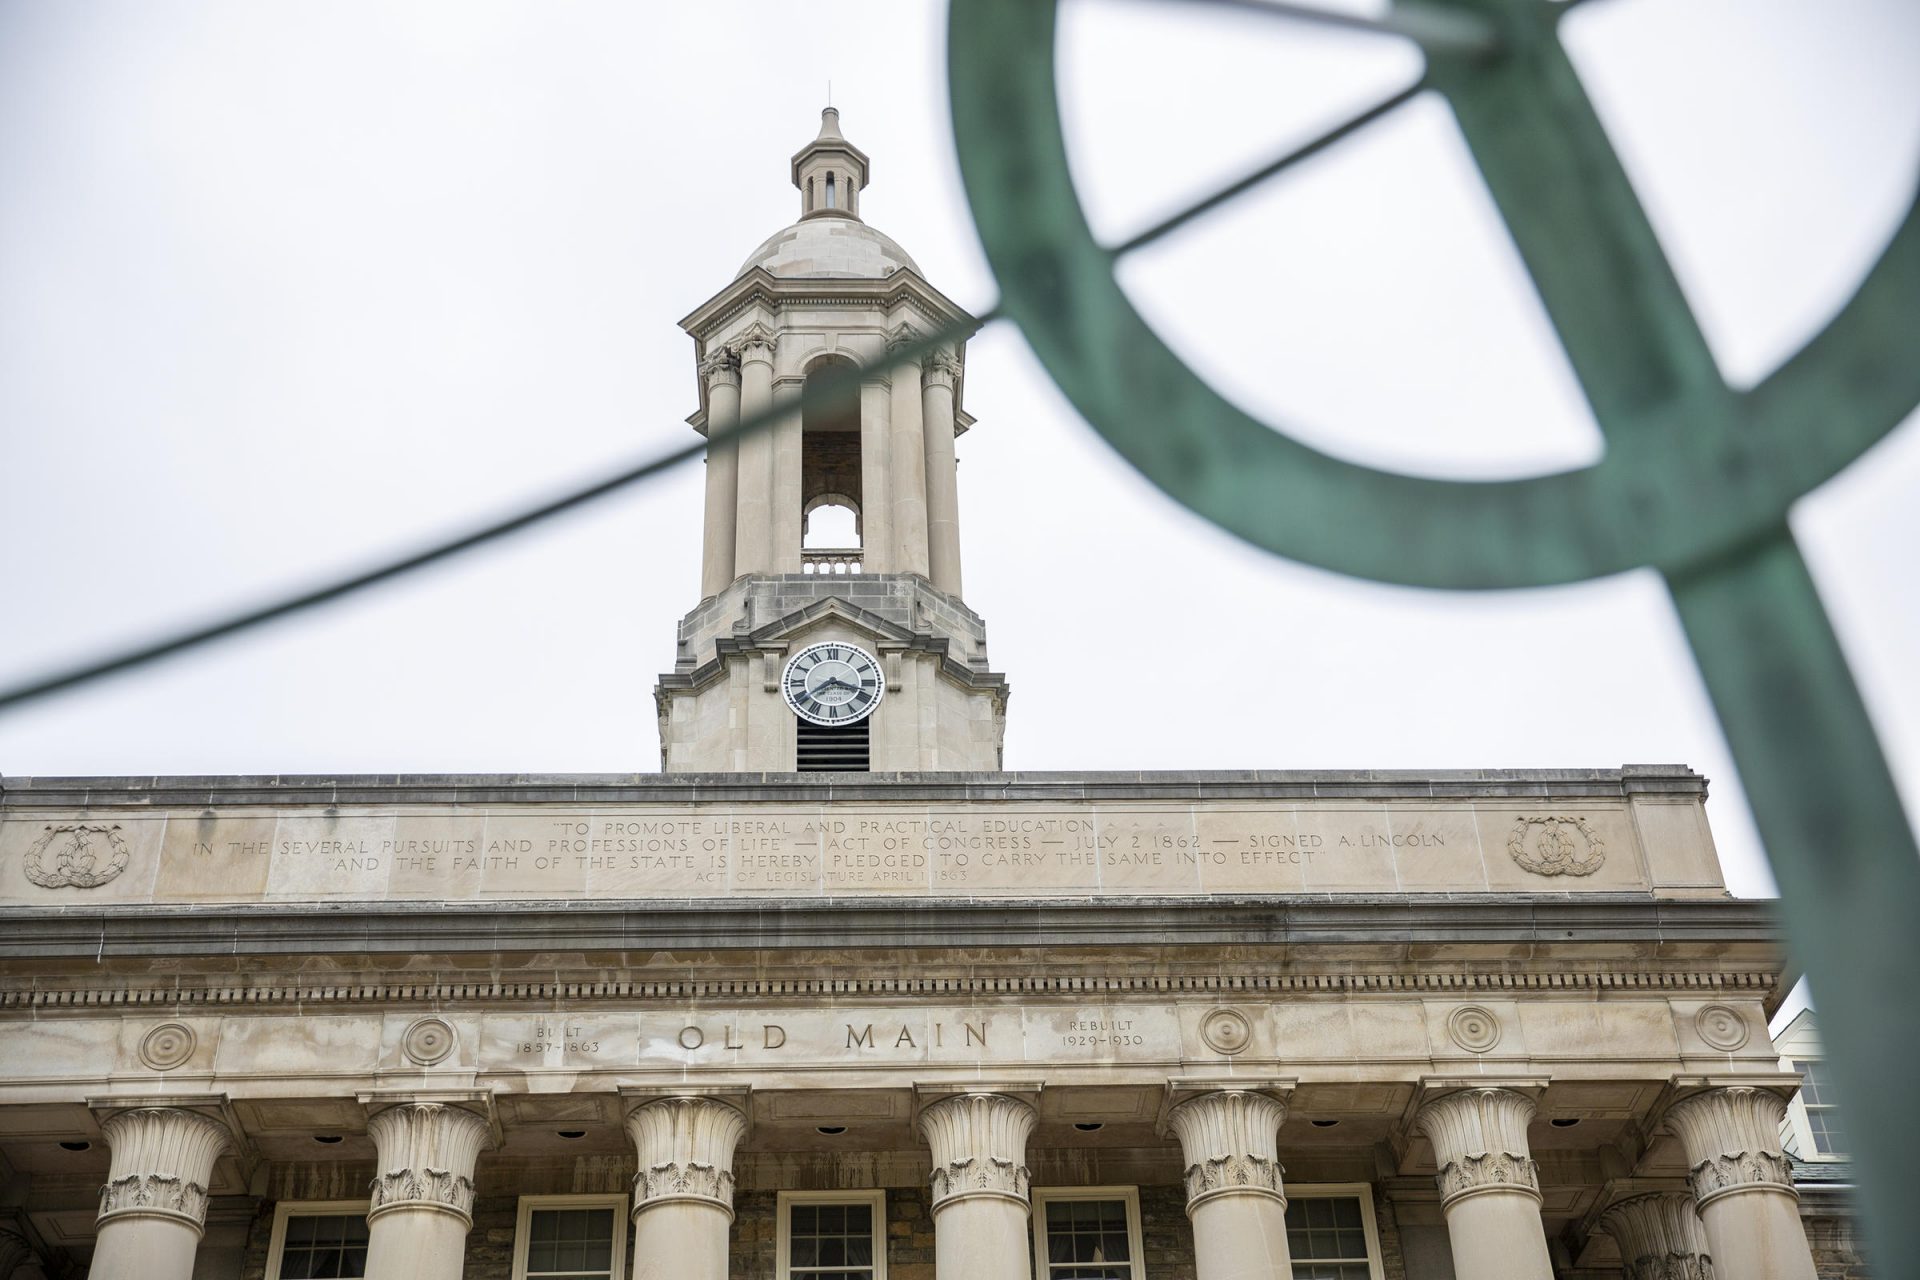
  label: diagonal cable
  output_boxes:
[1109,78,1427,257]
[0,317,992,714]
[0,58,1428,716]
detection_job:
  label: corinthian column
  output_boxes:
[918,1092,1036,1280]
[0,1224,49,1280]
[1166,1091,1292,1280]
[734,326,778,575]
[886,325,930,577]
[362,1103,491,1280]
[1597,1192,1714,1280]
[1666,1088,1816,1280]
[1413,1088,1553,1280]
[624,1096,748,1280]
[699,350,741,598]
[920,353,963,597]
[90,1108,231,1280]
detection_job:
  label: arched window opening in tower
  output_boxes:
[825,172,836,208]
[800,356,863,573]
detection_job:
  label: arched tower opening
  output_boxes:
[800,355,863,573]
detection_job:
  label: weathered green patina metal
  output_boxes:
[949,0,1920,1263]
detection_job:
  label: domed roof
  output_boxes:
[738,215,920,280]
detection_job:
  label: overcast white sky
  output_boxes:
[1,0,1916,959]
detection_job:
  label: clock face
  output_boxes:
[782,642,886,727]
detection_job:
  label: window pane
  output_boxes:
[1286,1197,1372,1269]
[525,1207,616,1280]
[786,1197,880,1280]
[278,1214,371,1280]
[1043,1197,1132,1276]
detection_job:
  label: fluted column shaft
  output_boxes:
[921,355,963,596]
[858,376,893,572]
[362,1103,491,1280]
[624,1096,747,1280]
[1598,1191,1714,1280]
[887,330,930,577]
[1414,1089,1553,1280]
[734,328,777,575]
[1167,1091,1292,1280]
[700,356,741,597]
[90,1108,230,1280]
[918,1093,1036,1280]
[1667,1088,1816,1280]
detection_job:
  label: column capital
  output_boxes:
[886,322,924,362]
[1413,1087,1541,1208]
[0,1223,46,1280]
[623,1095,749,1220]
[96,1107,232,1235]
[700,348,741,391]
[921,353,962,391]
[1597,1191,1713,1280]
[917,1092,1037,1212]
[1166,1089,1288,1213]
[364,1102,492,1227]
[1665,1086,1796,1208]
[733,323,778,365]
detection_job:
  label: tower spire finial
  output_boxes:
[792,105,868,220]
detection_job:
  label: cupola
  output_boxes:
[792,106,870,220]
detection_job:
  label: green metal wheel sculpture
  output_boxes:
[949,0,1920,1256]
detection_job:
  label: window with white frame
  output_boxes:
[1031,1187,1144,1280]
[1793,1059,1847,1157]
[265,1201,371,1280]
[777,1190,887,1280]
[1286,1185,1386,1280]
[512,1195,627,1280]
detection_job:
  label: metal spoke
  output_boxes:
[1149,0,1503,56]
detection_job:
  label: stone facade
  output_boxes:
[0,108,1842,1280]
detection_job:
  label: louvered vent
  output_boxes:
[796,716,870,772]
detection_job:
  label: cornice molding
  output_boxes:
[0,764,1711,810]
[0,964,1779,1012]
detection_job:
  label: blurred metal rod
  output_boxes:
[1155,0,1502,55]
[0,315,993,716]
[1110,79,1426,257]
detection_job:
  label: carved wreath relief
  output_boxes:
[138,1022,197,1071]
[1693,1004,1750,1052]
[98,1173,208,1224]
[369,1167,475,1216]
[401,1016,457,1066]
[1507,816,1606,877]
[1199,1008,1252,1056]
[23,824,130,888]
[929,1154,1030,1205]
[1447,1005,1502,1054]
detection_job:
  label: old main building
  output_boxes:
[0,111,1834,1280]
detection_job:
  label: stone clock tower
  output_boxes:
[655,108,1008,773]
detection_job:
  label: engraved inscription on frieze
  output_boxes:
[0,800,1652,903]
